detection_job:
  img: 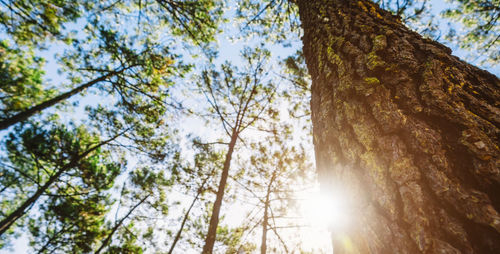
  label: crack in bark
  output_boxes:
[298,0,500,252]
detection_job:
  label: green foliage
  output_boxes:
[282,50,311,124]
[149,0,225,44]
[235,0,300,44]
[94,166,175,253]
[0,0,88,46]
[29,189,112,253]
[216,225,257,253]
[443,0,499,63]
[0,41,55,118]
[0,122,122,251]
[375,0,441,38]
[0,0,224,47]
[374,0,499,63]
[0,0,223,132]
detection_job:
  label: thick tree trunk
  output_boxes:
[202,131,238,253]
[297,0,500,253]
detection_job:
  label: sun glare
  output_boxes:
[301,189,351,231]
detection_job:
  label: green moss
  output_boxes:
[372,34,387,51]
[327,46,342,64]
[316,42,324,70]
[362,34,388,71]
[367,52,386,70]
[364,77,380,86]
[359,24,374,33]
[357,1,369,12]
[325,46,346,77]
[330,35,345,49]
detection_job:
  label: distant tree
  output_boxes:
[197,46,277,253]
[0,122,124,242]
[165,140,222,254]
[0,0,224,130]
[228,126,310,254]
[443,0,499,63]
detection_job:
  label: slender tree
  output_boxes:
[92,165,174,254]
[0,123,127,238]
[0,0,223,130]
[296,0,500,252]
[232,133,310,254]
[164,140,222,254]
[198,47,276,253]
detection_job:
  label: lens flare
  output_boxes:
[301,189,351,231]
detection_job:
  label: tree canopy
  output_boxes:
[0,0,498,253]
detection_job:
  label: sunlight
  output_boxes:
[301,188,351,231]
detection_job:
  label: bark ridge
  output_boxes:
[298,0,500,253]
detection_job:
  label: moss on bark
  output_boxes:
[297,0,500,253]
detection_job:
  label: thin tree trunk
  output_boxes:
[260,203,268,254]
[36,221,74,254]
[0,132,124,236]
[297,0,500,253]
[94,194,150,254]
[260,183,270,254]
[168,179,207,254]
[202,130,238,254]
[261,171,276,254]
[0,68,126,130]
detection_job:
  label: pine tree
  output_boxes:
[297,0,500,252]
[197,47,277,253]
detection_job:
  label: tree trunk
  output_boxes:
[0,68,126,130]
[297,0,500,253]
[94,194,150,254]
[202,130,239,254]
[261,182,270,254]
[168,177,208,254]
[261,170,277,254]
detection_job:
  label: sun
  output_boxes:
[301,188,352,231]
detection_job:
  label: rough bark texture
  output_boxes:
[297,0,500,253]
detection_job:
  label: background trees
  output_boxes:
[0,0,499,253]
[196,46,277,253]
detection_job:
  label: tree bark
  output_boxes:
[202,130,238,254]
[297,0,500,253]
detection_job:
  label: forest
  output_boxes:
[0,0,499,253]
